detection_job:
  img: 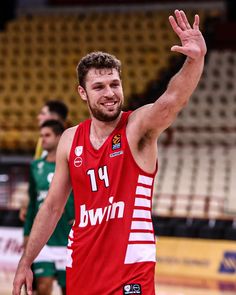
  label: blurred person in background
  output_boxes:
[13,10,206,295]
[23,119,74,295]
[19,100,69,222]
[35,100,69,159]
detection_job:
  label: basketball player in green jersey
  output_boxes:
[19,100,69,222]
[24,120,74,295]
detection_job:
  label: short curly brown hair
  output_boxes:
[77,51,122,88]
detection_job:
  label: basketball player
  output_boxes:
[35,100,69,159]
[19,100,69,222]
[23,120,74,295]
[13,10,206,295]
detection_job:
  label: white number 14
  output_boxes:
[87,166,109,192]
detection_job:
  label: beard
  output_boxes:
[87,98,123,122]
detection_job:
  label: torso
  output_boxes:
[66,111,157,295]
[30,158,74,246]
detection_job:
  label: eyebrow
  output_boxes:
[91,79,120,86]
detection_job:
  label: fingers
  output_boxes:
[180,10,191,30]
[25,272,33,295]
[193,14,200,30]
[169,9,200,32]
[25,285,33,295]
[12,282,22,295]
[169,10,188,32]
[12,270,32,295]
[169,14,182,37]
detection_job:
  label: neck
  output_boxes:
[90,112,122,149]
[46,151,56,162]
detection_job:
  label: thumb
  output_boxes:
[171,45,187,55]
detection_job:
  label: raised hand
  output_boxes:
[169,9,207,60]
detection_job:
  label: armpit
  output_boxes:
[137,130,154,151]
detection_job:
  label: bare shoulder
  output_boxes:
[57,125,79,161]
[126,105,158,173]
[128,104,153,126]
[63,125,78,140]
[127,104,154,141]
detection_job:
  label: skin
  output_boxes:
[37,106,62,127]
[23,127,65,295]
[12,10,206,295]
[40,127,61,161]
[19,110,64,222]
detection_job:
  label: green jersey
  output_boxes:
[24,158,74,246]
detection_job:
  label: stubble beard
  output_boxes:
[87,100,123,122]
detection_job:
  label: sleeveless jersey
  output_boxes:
[24,158,74,246]
[67,111,157,295]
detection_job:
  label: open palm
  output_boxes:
[169,10,207,59]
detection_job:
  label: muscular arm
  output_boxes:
[127,10,206,172]
[13,128,75,295]
[138,54,204,135]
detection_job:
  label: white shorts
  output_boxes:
[34,244,67,270]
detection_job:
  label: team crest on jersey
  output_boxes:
[37,162,44,174]
[47,172,54,183]
[75,146,83,157]
[112,134,121,150]
[37,162,44,169]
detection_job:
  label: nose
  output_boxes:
[37,113,42,123]
[104,86,114,98]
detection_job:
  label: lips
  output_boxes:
[100,101,118,109]
[103,101,116,106]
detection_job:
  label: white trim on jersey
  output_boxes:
[124,244,156,264]
[131,221,153,231]
[133,209,151,219]
[135,186,152,197]
[66,249,73,268]
[138,175,153,186]
[124,174,156,264]
[129,232,155,242]
[134,197,151,208]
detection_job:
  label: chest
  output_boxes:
[33,163,55,191]
[70,129,128,190]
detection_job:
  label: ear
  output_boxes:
[78,85,87,102]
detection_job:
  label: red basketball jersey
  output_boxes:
[67,111,157,295]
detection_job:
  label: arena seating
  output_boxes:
[152,145,234,217]
[0,9,208,151]
[1,6,235,224]
[153,49,236,218]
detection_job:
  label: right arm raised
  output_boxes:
[12,128,75,295]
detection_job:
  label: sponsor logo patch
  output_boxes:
[112,134,121,150]
[123,284,142,294]
[109,151,123,158]
[219,251,236,274]
[74,157,83,167]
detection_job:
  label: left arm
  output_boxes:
[128,10,207,139]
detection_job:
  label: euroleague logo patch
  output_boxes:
[112,134,121,150]
[123,284,142,294]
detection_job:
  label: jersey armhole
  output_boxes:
[68,124,81,164]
